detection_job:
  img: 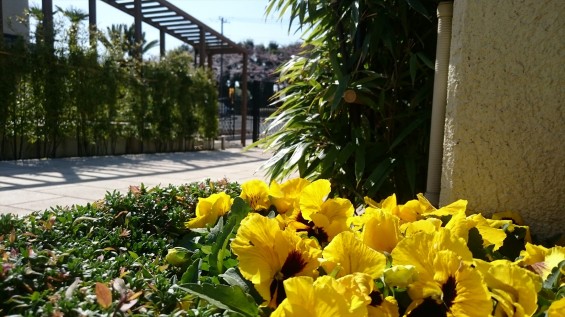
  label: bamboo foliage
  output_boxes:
[0,8,218,160]
[258,0,439,203]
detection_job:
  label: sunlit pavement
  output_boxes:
[0,142,272,217]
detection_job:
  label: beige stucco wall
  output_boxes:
[441,0,565,241]
[2,0,29,37]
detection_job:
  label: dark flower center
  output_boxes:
[295,212,329,245]
[407,298,448,317]
[369,290,383,306]
[441,275,457,308]
[280,250,308,278]
[269,250,308,306]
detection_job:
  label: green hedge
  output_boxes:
[0,13,218,160]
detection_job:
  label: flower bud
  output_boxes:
[383,265,418,288]
[165,247,191,267]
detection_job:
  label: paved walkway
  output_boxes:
[0,144,272,217]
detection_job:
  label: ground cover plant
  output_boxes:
[1,178,563,316]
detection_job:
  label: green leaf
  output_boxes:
[409,54,418,85]
[363,158,395,197]
[416,52,434,69]
[336,143,356,165]
[180,258,201,284]
[404,157,417,195]
[355,146,366,185]
[544,260,565,290]
[389,115,427,152]
[467,227,488,261]
[178,283,259,317]
[406,0,430,18]
[208,198,250,275]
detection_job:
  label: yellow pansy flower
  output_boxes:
[421,198,468,217]
[392,229,473,286]
[491,210,526,226]
[403,250,491,317]
[548,297,565,317]
[367,296,399,317]
[231,213,321,307]
[239,179,271,211]
[401,218,443,237]
[475,259,542,316]
[297,179,354,244]
[184,192,232,228]
[519,243,565,280]
[467,214,507,251]
[444,210,469,242]
[322,231,387,279]
[360,207,403,253]
[272,274,378,317]
[269,178,311,215]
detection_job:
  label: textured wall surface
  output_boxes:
[2,1,29,36]
[441,0,565,240]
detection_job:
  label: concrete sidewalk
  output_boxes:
[0,146,272,217]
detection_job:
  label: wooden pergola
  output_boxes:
[40,0,249,146]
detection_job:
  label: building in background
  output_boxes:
[1,0,29,43]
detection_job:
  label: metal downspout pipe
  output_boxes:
[425,1,453,206]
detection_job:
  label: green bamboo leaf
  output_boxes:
[409,54,418,85]
[389,115,427,151]
[406,0,430,18]
[404,156,417,196]
[364,158,395,196]
[178,283,259,317]
[416,52,434,69]
[355,146,366,185]
[336,143,356,165]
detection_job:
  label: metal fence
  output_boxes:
[218,80,280,142]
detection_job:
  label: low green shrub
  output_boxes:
[0,179,240,316]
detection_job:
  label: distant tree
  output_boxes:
[268,41,279,52]
[243,39,254,50]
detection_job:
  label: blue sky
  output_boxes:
[31,0,302,56]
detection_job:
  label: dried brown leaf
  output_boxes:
[95,282,112,309]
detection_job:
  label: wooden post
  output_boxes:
[241,53,248,146]
[199,29,205,67]
[88,0,97,48]
[42,0,54,51]
[0,0,4,45]
[159,29,165,59]
[134,0,142,60]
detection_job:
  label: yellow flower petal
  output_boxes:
[299,179,331,220]
[362,207,402,253]
[467,214,507,251]
[322,231,387,279]
[401,218,442,237]
[231,213,322,305]
[392,229,473,284]
[423,199,467,217]
[240,179,271,211]
[367,296,399,317]
[269,178,311,214]
[548,297,565,317]
[475,259,542,316]
[185,192,232,228]
[272,276,364,317]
